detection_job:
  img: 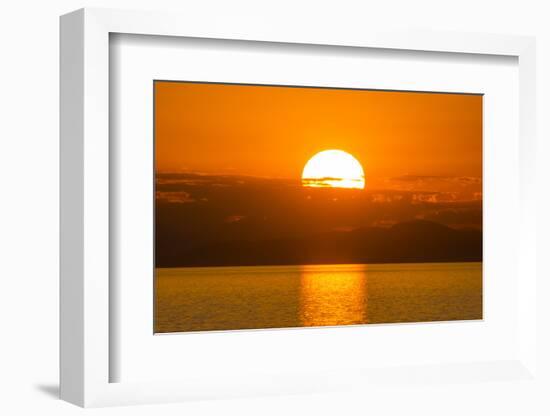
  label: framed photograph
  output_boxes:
[153,81,483,334]
[60,8,538,408]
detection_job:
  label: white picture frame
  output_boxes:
[60,7,538,408]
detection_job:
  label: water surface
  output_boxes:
[155,262,482,333]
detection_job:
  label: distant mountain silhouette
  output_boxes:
[156,220,482,268]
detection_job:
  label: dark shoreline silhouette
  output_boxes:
[156,220,482,268]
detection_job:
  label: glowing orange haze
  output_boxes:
[155,81,482,197]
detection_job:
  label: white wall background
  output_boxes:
[0,1,548,415]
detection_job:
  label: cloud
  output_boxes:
[391,175,443,182]
[382,174,481,202]
[155,191,195,204]
[156,172,296,190]
[370,192,405,203]
[154,172,483,263]
[391,175,481,184]
[412,192,458,203]
[415,206,482,228]
[224,215,246,223]
[455,176,482,184]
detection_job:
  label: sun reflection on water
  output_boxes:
[299,264,368,327]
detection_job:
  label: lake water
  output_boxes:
[155,262,482,333]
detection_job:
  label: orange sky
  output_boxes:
[155,81,482,191]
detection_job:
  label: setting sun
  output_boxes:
[302,150,365,189]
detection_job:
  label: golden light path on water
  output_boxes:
[299,264,367,326]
